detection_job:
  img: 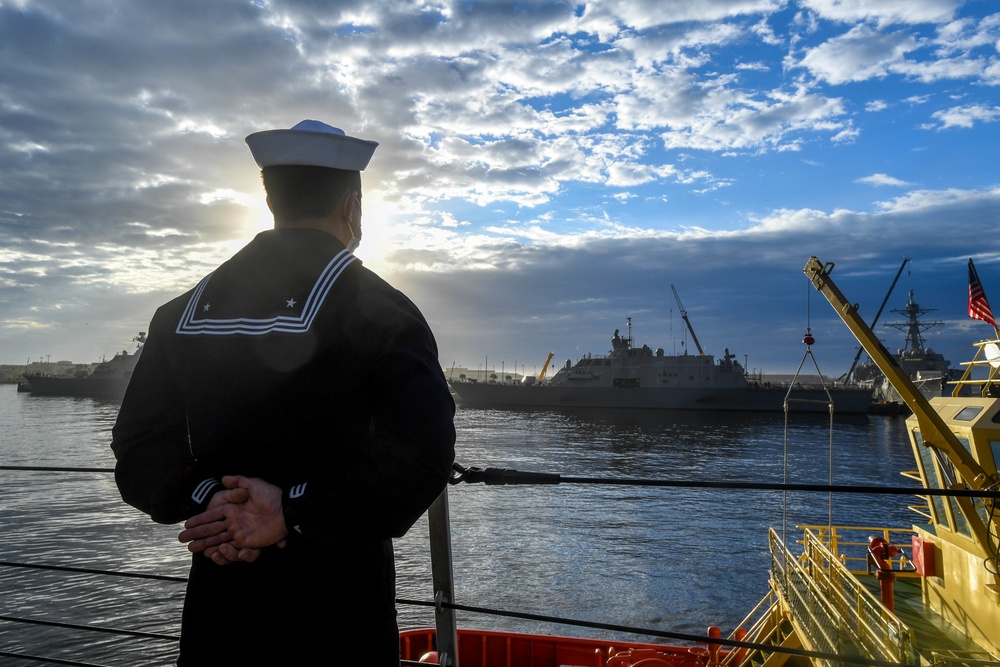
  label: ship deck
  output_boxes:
[771,526,997,666]
[856,575,993,662]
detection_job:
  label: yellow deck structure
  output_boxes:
[719,258,1000,667]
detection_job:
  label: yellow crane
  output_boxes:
[538,352,555,381]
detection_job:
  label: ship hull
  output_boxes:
[21,374,130,400]
[450,381,872,413]
[20,341,141,401]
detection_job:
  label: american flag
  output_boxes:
[968,258,996,327]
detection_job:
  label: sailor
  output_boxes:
[111,120,456,665]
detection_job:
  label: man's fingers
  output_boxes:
[216,542,241,560]
[221,475,246,489]
[206,542,239,564]
[211,550,231,565]
[179,518,227,542]
[183,508,226,531]
[203,542,259,565]
[205,487,249,510]
[186,532,233,553]
[238,548,261,563]
[182,517,226,537]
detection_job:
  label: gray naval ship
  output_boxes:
[449,318,872,414]
[852,289,964,410]
[20,333,144,400]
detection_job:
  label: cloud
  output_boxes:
[926,104,1000,129]
[796,25,920,84]
[793,10,1000,86]
[856,174,913,187]
[582,0,784,32]
[0,0,998,372]
[801,0,961,26]
[401,184,1000,374]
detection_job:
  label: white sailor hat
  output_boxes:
[245,120,378,171]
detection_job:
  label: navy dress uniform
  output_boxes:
[112,121,456,664]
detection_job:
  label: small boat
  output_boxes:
[450,317,873,414]
[401,257,999,667]
[21,333,145,400]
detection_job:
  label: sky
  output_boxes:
[1,0,999,378]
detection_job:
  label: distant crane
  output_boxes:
[671,284,705,355]
[844,257,910,384]
[538,352,555,380]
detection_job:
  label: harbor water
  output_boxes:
[0,383,918,665]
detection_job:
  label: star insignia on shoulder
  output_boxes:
[203,303,211,312]
[286,298,297,308]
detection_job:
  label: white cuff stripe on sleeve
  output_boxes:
[192,478,221,505]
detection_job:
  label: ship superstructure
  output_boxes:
[750,256,1000,666]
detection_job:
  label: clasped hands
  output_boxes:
[178,475,289,565]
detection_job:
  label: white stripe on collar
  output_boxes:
[176,249,356,336]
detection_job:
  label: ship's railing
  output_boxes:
[799,524,919,577]
[717,589,786,667]
[931,650,1000,667]
[769,527,915,667]
[900,471,935,522]
[951,337,1000,397]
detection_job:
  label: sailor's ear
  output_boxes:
[341,189,360,219]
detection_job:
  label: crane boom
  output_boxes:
[538,352,554,380]
[670,284,705,355]
[802,257,983,476]
[803,256,994,555]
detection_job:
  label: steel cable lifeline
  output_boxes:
[449,462,1000,499]
[8,462,997,499]
[0,613,179,643]
[0,560,184,661]
[5,559,870,667]
[0,465,186,663]
[0,559,186,583]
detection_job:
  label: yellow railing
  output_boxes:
[952,337,1000,397]
[931,650,1000,667]
[799,525,919,577]
[898,472,934,522]
[769,527,915,667]
[718,589,783,667]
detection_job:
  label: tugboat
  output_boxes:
[20,333,145,400]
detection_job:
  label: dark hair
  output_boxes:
[261,165,361,223]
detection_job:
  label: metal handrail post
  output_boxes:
[428,488,459,667]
